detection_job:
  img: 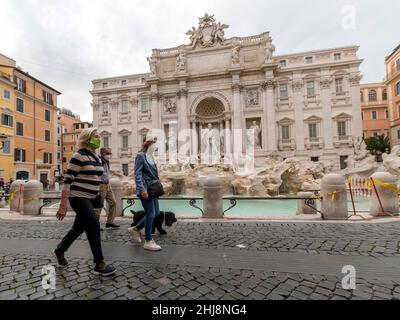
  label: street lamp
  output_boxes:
[0,133,8,151]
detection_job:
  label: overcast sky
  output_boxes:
[1,0,398,122]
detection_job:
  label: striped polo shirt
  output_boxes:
[64,148,104,199]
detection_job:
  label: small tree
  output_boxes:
[363,134,391,162]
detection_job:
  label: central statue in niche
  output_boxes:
[201,123,221,165]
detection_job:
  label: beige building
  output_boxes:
[91,14,363,173]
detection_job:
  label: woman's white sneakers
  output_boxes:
[128,227,142,244]
[143,240,162,251]
[128,228,162,251]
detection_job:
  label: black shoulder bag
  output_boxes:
[148,181,165,199]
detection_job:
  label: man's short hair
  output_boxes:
[100,147,112,155]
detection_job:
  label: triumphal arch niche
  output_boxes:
[145,13,275,163]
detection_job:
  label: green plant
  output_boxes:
[363,134,391,162]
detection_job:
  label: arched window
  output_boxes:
[368,90,377,101]
[382,89,387,100]
[396,82,400,96]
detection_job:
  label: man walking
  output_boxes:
[96,148,120,229]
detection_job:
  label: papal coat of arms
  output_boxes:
[186,13,229,49]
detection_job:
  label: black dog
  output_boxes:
[130,210,177,235]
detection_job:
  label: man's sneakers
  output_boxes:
[143,240,162,251]
[105,223,120,229]
[53,249,69,268]
[128,227,142,244]
[93,264,116,276]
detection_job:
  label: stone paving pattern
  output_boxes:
[1,219,400,300]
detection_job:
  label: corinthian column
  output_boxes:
[292,78,305,151]
[349,73,363,140]
[150,92,161,132]
[262,80,277,151]
[232,83,243,158]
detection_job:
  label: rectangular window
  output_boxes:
[102,102,108,115]
[57,152,61,160]
[306,81,315,97]
[279,84,288,99]
[14,149,26,162]
[45,130,51,142]
[45,109,51,122]
[103,136,109,148]
[16,122,24,136]
[335,78,344,94]
[121,80,127,86]
[338,121,347,137]
[1,138,11,154]
[397,59,400,71]
[334,53,342,61]
[57,139,60,147]
[43,152,52,164]
[43,90,53,105]
[311,157,319,162]
[361,112,364,120]
[121,100,128,114]
[279,60,287,67]
[398,130,400,140]
[308,123,317,139]
[102,82,108,88]
[141,98,149,112]
[305,56,313,64]
[281,125,290,140]
[16,78,26,93]
[122,164,129,176]
[372,111,377,120]
[122,136,129,149]
[1,114,13,127]
[3,89,11,100]
[386,110,389,119]
[398,104,400,118]
[16,98,24,113]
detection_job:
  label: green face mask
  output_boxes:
[88,138,101,150]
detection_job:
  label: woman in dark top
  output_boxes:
[128,138,162,251]
[54,128,116,276]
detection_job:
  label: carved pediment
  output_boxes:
[277,117,295,125]
[119,129,132,136]
[304,115,322,123]
[99,130,112,136]
[333,113,351,120]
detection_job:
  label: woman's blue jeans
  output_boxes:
[136,197,160,241]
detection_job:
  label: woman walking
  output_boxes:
[128,138,163,251]
[54,128,116,276]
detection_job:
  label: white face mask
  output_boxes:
[147,143,158,155]
[103,155,111,161]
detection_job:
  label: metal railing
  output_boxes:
[36,194,323,218]
[122,197,204,216]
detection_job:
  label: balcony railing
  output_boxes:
[278,139,296,151]
[333,135,353,148]
[305,137,324,150]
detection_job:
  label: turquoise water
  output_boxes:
[123,196,371,218]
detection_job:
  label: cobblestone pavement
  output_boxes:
[1,219,400,300]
